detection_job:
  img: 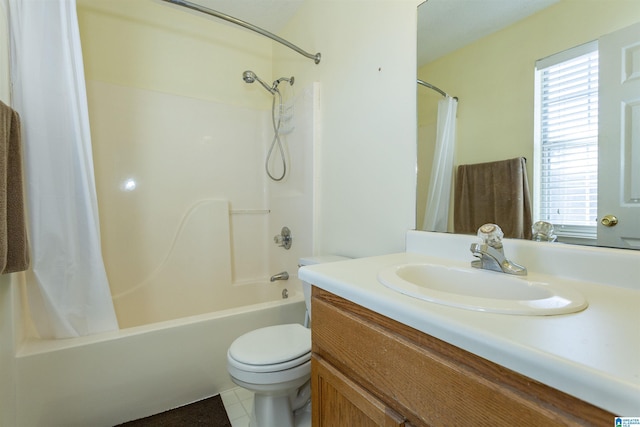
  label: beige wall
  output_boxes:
[77,0,273,110]
[417,0,640,228]
[277,0,419,257]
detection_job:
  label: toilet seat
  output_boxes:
[228,324,311,373]
[228,350,311,373]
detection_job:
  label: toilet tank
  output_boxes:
[298,255,350,323]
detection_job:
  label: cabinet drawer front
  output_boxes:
[312,355,406,427]
[312,288,609,426]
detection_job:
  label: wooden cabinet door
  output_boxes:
[311,287,614,427]
[312,355,406,427]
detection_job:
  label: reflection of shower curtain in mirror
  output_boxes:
[422,96,457,231]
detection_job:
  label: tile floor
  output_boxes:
[220,387,254,427]
[220,386,312,427]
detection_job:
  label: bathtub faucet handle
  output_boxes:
[274,226,292,250]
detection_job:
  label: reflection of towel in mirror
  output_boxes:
[0,101,30,274]
[454,157,532,239]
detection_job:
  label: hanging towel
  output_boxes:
[0,101,30,274]
[454,157,532,239]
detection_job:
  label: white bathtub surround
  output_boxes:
[110,199,233,328]
[299,230,640,415]
[88,81,270,300]
[8,0,118,338]
[88,81,318,328]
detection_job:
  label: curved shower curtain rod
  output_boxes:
[160,0,321,64]
[417,79,457,100]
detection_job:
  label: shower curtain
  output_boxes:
[8,0,118,337]
[0,0,8,103]
[422,96,457,232]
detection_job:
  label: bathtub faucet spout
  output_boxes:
[270,271,289,282]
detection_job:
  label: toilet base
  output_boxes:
[293,400,312,427]
[249,393,311,427]
[231,375,310,427]
[251,393,294,427]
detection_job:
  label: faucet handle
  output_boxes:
[477,223,504,249]
[532,221,557,242]
[273,226,292,250]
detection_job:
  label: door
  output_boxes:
[598,22,640,248]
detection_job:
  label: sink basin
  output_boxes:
[377,263,588,315]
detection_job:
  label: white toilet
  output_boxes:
[226,256,348,427]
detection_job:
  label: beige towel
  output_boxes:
[454,157,532,239]
[0,101,30,274]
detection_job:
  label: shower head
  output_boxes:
[242,70,256,84]
[273,76,295,89]
[242,70,294,95]
[242,70,276,94]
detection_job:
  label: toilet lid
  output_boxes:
[229,323,311,366]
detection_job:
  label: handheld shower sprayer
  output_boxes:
[242,70,275,94]
[242,70,295,182]
[242,70,294,94]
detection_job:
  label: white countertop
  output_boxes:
[299,231,640,415]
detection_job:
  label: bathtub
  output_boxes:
[8,57,318,425]
[14,281,305,427]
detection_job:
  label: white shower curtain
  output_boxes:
[8,0,118,338]
[0,0,9,103]
[422,96,457,232]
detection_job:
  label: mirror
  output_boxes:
[417,0,640,248]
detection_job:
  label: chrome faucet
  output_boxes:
[470,224,527,276]
[270,271,289,282]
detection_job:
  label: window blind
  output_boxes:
[535,42,598,238]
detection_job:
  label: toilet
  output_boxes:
[226,256,348,427]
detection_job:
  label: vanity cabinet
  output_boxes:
[310,287,613,426]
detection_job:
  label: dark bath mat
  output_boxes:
[116,394,232,426]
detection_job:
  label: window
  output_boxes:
[534,41,599,240]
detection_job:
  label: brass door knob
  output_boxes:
[600,215,618,227]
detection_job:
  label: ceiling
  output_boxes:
[417,0,561,66]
